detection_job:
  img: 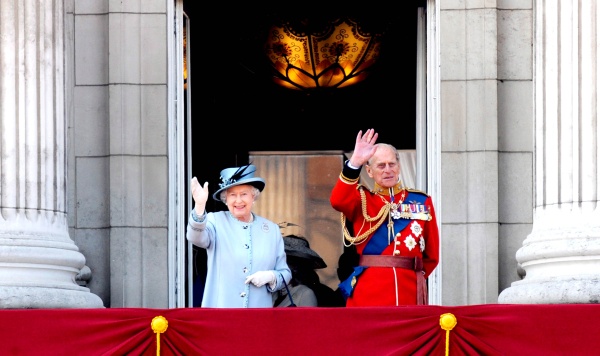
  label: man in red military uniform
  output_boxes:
[330,129,439,307]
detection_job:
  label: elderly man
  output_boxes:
[330,129,439,307]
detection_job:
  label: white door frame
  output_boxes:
[168,0,442,307]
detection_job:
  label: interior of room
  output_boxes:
[186,2,423,188]
[183,2,425,306]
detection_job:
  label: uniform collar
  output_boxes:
[372,181,404,196]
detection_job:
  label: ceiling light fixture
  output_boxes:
[264,17,384,91]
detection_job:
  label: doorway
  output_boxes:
[181,1,429,307]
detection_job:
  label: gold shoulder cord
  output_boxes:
[341,187,391,246]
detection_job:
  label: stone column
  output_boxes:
[0,0,102,307]
[499,0,600,303]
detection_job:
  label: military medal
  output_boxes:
[390,202,401,219]
[389,188,406,220]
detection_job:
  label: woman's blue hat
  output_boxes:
[212,164,266,201]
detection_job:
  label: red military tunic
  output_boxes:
[330,162,440,307]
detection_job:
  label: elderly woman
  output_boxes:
[187,164,291,308]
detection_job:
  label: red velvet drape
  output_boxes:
[2,304,599,355]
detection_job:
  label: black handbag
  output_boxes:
[274,272,296,307]
[284,281,296,307]
[274,281,296,307]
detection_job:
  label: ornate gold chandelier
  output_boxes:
[264,17,384,91]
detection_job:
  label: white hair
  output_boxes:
[367,143,400,166]
[219,185,261,204]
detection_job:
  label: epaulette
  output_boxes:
[357,184,370,191]
[406,187,430,196]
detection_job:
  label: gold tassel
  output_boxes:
[340,187,391,246]
[151,315,168,356]
[439,313,457,356]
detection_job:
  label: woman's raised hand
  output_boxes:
[191,177,209,214]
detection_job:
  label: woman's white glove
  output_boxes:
[245,271,276,288]
[190,177,209,215]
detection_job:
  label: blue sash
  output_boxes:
[363,191,426,255]
[338,191,427,299]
